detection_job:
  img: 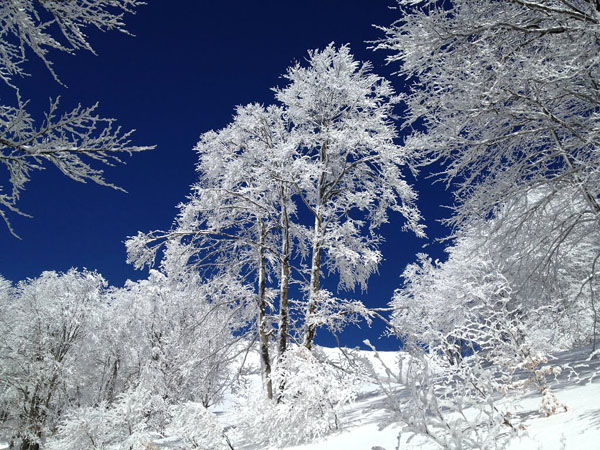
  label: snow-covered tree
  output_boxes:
[275,44,423,350]
[0,0,152,236]
[127,45,423,404]
[378,0,600,232]
[127,103,296,399]
[0,270,107,450]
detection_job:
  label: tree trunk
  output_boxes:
[277,193,292,402]
[257,220,273,399]
[303,216,322,351]
[278,187,291,357]
[303,140,328,352]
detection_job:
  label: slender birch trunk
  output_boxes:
[257,220,273,399]
[278,186,291,357]
[303,140,328,351]
[303,225,322,351]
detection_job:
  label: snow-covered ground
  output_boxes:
[287,374,599,450]
[287,346,600,450]
[221,345,600,450]
[1,346,597,450]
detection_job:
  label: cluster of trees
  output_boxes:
[371,0,600,448]
[126,43,423,403]
[0,267,245,449]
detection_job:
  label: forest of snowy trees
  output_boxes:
[1,0,599,449]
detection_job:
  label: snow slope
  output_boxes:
[225,345,599,450]
[1,346,596,450]
[289,377,599,450]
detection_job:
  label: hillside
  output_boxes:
[219,345,600,450]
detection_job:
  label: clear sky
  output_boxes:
[0,1,451,349]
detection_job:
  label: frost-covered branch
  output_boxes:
[0,0,146,85]
[0,96,153,236]
[378,0,600,231]
[0,0,152,236]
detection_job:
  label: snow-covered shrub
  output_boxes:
[47,388,167,450]
[238,347,359,447]
[47,388,230,450]
[164,402,231,450]
[366,339,522,450]
[45,403,116,450]
[539,387,567,417]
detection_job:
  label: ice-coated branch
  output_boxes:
[0,96,153,236]
[0,0,151,236]
[0,0,146,85]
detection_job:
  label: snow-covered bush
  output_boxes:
[46,388,166,450]
[47,388,230,450]
[165,402,231,450]
[366,338,522,450]
[238,347,359,447]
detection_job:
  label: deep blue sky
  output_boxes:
[1,1,450,349]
